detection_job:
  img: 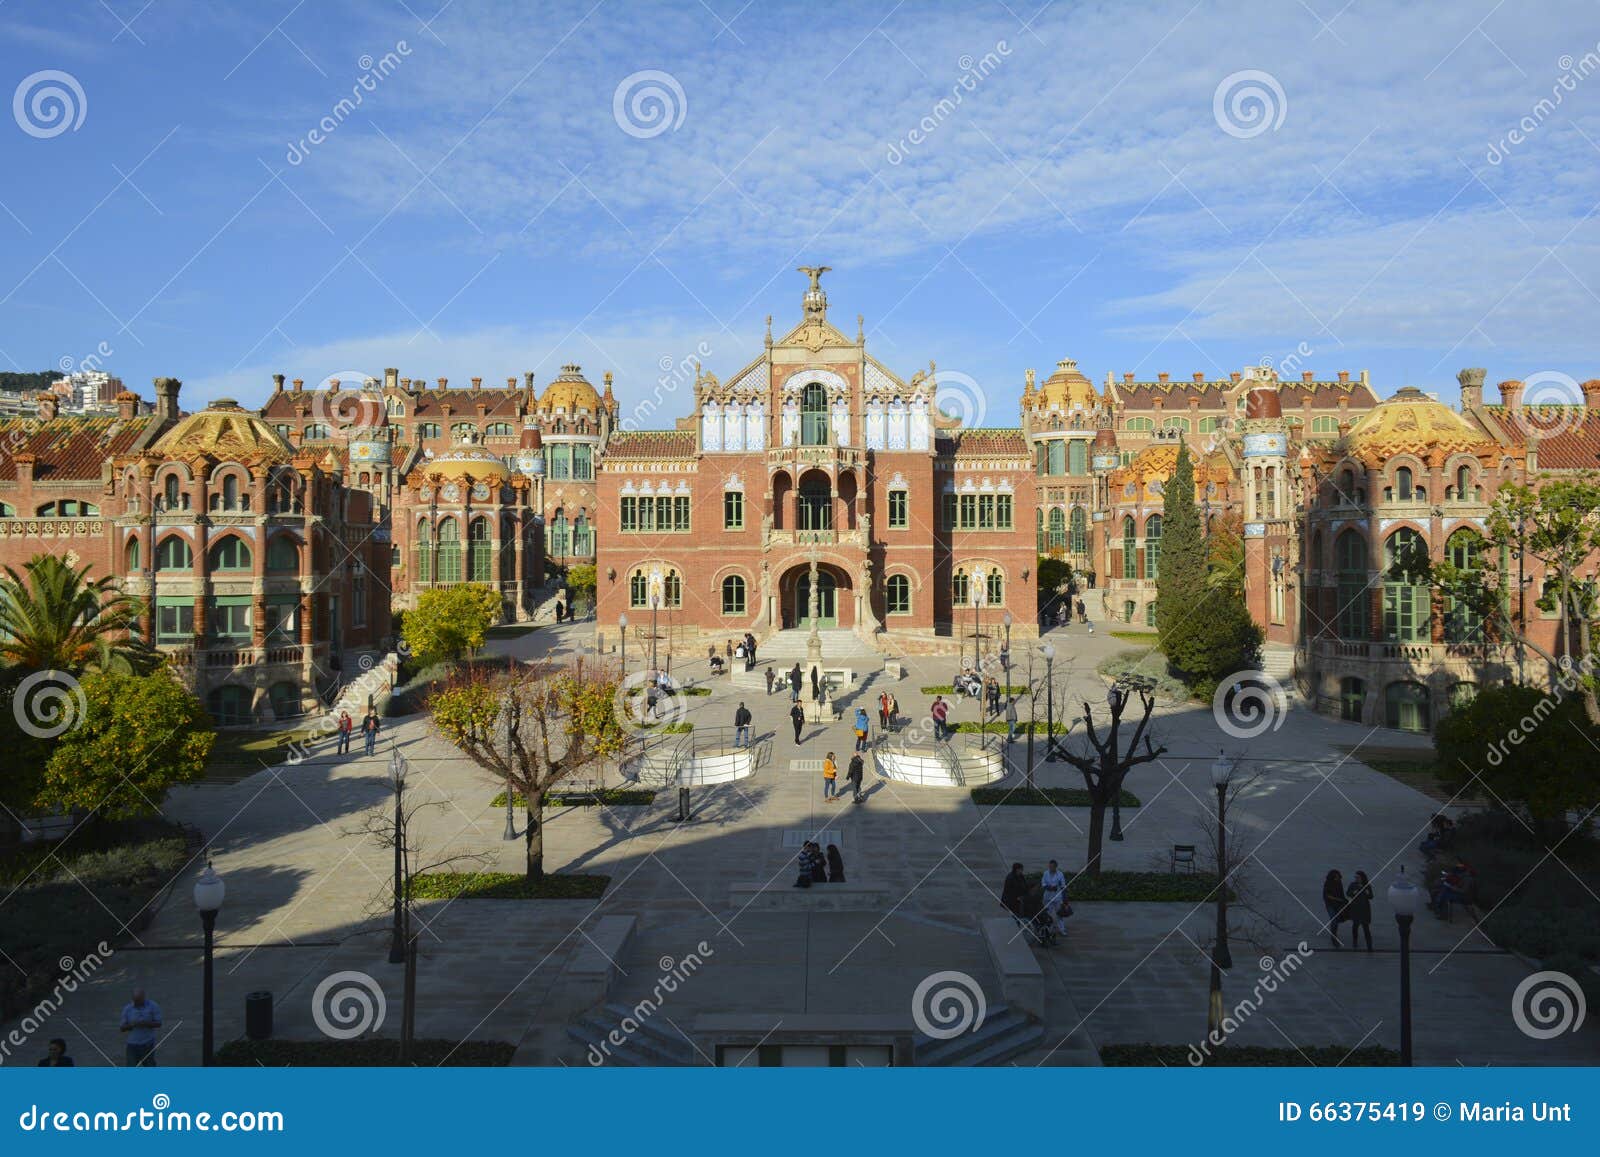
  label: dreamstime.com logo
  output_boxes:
[1508,371,1586,440]
[1189,943,1314,1064]
[911,970,987,1040]
[586,943,713,1065]
[1212,671,1288,739]
[13,70,87,138]
[0,943,114,1065]
[311,970,387,1040]
[613,70,686,139]
[1213,69,1287,139]
[930,369,988,429]
[12,669,87,739]
[308,371,386,436]
[1512,970,1587,1039]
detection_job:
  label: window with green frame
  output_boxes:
[156,598,193,642]
[1335,530,1369,640]
[468,517,491,582]
[996,493,1013,529]
[721,575,746,614]
[620,497,638,531]
[1047,441,1066,476]
[208,595,252,641]
[1069,507,1087,554]
[958,493,978,530]
[941,492,957,530]
[952,569,969,605]
[436,519,462,583]
[1143,514,1162,580]
[1382,528,1428,642]
[572,443,594,480]
[1162,417,1191,432]
[886,573,911,615]
[985,570,1004,606]
[1068,440,1088,475]
[1311,416,1339,434]
[207,536,251,571]
[1121,516,1136,580]
[1443,530,1483,642]
[266,535,298,572]
[1126,417,1154,432]
[1198,417,1221,433]
[724,490,744,530]
[888,489,908,529]
[629,572,649,607]
[1036,508,1046,553]
[548,444,571,480]
[801,382,829,446]
[156,535,192,570]
[418,422,441,440]
[1035,445,1047,475]
[265,594,299,643]
[1048,508,1065,551]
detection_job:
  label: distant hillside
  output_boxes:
[0,371,58,394]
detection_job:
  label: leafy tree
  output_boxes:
[401,584,503,666]
[1434,683,1600,825]
[566,563,597,615]
[0,555,140,672]
[1154,442,1206,663]
[35,671,214,819]
[1036,556,1073,616]
[1392,476,1600,723]
[1058,680,1168,876]
[429,658,626,879]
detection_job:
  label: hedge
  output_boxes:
[971,785,1140,807]
[491,789,656,809]
[407,872,610,900]
[920,684,1027,696]
[1101,1044,1401,1066]
[217,1038,516,1066]
[951,721,1070,735]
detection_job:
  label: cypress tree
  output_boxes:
[1154,440,1206,672]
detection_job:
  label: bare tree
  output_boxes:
[1058,680,1168,876]
[429,657,625,880]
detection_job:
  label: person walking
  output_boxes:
[1321,869,1347,948]
[733,701,752,749]
[336,710,353,755]
[930,695,949,742]
[790,701,805,744]
[119,988,162,1067]
[765,667,776,696]
[877,690,890,732]
[361,711,380,756]
[822,752,839,802]
[1041,859,1069,936]
[826,844,846,883]
[1077,598,1087,624]
[887,692,899,732]
[846,751,864,803]
[789,662,803,703]
[810,664,821,702]
[853,707,871,752]
[1346,870,1375,952]
[986,676,1000,719]
[1001,863,1028,925]
[1005,696,1018,744]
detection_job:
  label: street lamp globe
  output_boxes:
[1388,869,1422,918]
[618,613,628,630]
[193,861,225,913]
[1210,752,1232,788]
[1002,611,1012,628]
[1040,642,1055,662]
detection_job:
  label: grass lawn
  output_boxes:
[1342,746,1465,804]
[408,871,610,900]
[485,622,540,639]
[204,726,320,782]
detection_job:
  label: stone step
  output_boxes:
[914,1003,1044,1066]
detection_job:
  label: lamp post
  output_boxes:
[1107,684,1126,841]
[650,592,660,675]
[1206,752,1233,1034]
[1001,610,1013,735]
[501,683,517,843]
[192,861,225,1067]
[1040,641,1056,761]
[1388,868,1421,1066]
[388,748,408,965]
[618,612,629,676]
[1025,645,1037,788]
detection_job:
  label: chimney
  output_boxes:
[292,378,304,392]
[153,376,182,421]
[1302,371,1314,382]
[1229,372,1241,383]
[328,378,340,394]
[524,372,535,389]
[436,378,448,390]
[1157,372,1169,383]
[506,377,516,389]
[1123,372,1134,383]
[36,393,58,421]
[1458,367,1486,409]
[1192,372,1205,383]
[385,367,399,391]
[273,373,285,393]
[1584,379,1600,410]
[471,377,482,390]
[12,453,34,485]
[1337,371,1350,384]
[1499,379,1525,410]
[117,391,138,421]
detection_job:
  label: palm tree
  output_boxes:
[0,555,141,674]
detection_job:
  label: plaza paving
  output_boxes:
[4,621,1594,1067]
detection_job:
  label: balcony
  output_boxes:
[765,527,869,550]
[766,445,867,472]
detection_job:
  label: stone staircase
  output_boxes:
[913,1003,1046,1066]
[567,1002,702,1066]
[1259,643,1301,701]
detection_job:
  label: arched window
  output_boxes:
[223,474,240,510]
[1383,528,1428,642]
[1394,466,1414,501]
[1312,416,1339,434]
[1144,514,1162,580]
[156,535,192,571]
[721,574,746,614]
[1122,516,1137,580]
[886,574,911,616]
[207,536,252,571]
[1385,681,1431,732]
[549,509,569,557]
[1069,507,1087,554]
[799,478,831,531]
[386,397,406,417]
[436,518,462,583]
[1036,507,1046,553]
[485,422,514,436]
[266,535,298,572]
[164,475,182,510]
[468,517,491,582]
[1145,601,1157,627]
[415,518,432,583]
[571,513,593,556]
[303,423,331,441]
[801,383,829,446]
[452,422,477,441]
[1444,530,1483,642]
[1123,599,1136,623]
[1335,530,1369,640]
[206,685,253,727]
[1455,464,1474,501]
[418,422,441,440]
[664,570,682,608]
[1126,417,1154,432]
[1047,508,1066,551]
[952,569,969,606]
[36,500,100,517]
[125,537,140,572]
[1068,440,1088,476]
[986,569,1004,606]
[1198,417,1222,433]
[1162,416,1191,432]
[1339,676,1365,721]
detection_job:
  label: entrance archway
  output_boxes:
[777,562,854,630]
[795,571,838,628]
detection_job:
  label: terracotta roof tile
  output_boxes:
[937,428,1030,456]
[605,430,696,459]
[0,415,155,482]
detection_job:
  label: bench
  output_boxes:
[728,882,890,912]
[981,917,1043,1019]
[565,915,636,1005]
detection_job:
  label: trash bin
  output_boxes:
[245,991,273,1040]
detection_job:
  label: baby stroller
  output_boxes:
[1019,886,1059,948]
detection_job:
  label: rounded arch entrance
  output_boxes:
[777,559,856,630]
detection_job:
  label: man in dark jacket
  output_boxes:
[1001,863,1028,923]
[789,662,803,702]
[810,665,821,702]
[846,752,865,803]
[734,702,752,748]
[790,701,805,744]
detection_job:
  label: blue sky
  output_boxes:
[1,0,1597,426]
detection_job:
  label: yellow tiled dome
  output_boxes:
[1036,358,1099,412]
[1344,387,1490,463]
[540,364,602,413]
[151,399,292,463]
